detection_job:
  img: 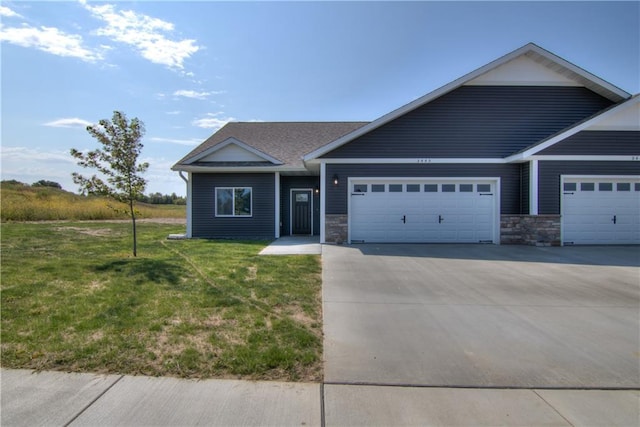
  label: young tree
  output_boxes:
[71,111,149,257]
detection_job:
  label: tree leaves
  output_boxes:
[71,111,149,256]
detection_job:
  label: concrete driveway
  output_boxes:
[322,244,640,388]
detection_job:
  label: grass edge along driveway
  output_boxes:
[1,222,322,382]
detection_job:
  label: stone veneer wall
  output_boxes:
[325,214,348,244]
[501,215,561,246]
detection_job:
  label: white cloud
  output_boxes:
[149,137,201,146]
[1,146,76,164]
[192,113,235,130]
[43,118,93,128]
[82,2,199,69]
[0,24,102,62]
[173,90,210,100]
[0,6,22,18]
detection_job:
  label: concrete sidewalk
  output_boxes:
[259,236,321,255]
[2,369,638,426]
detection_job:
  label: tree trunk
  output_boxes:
[130,199,137,257]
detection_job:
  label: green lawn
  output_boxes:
[0,222,322,381]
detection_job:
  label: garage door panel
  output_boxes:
[350,180,496,243]
[562,177,640,245]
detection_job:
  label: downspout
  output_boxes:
[178,171,192,238]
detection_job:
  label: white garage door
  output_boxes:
[562,177,640,245]
[349,179,497,243]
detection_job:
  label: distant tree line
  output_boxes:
[135,192,186,205]
[1,180,186,205]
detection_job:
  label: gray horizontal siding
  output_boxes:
[323,86,613,159]
[192,173,275,239]
[538,131,640,155]
[280,176,320,236]
[538,161,640,214]
[326,164,522,215]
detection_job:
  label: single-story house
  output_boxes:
[172,43,639,246]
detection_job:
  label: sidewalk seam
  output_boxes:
[63,375,124,427]
[320,382,326,427]
[532,389,575,427]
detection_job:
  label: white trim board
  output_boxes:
[180,137,283,165]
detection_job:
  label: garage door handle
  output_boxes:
[612,215,617,225]
[351,193,365,196]
[401,215,406,224]
[438,215,444,224]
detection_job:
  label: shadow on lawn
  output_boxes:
[93,258,186,287]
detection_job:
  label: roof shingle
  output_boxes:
[174,121,368,169]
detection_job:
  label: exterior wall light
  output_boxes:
[332,174,339,186]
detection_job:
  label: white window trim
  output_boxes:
[274,173,280,238]
[290,188,314,236]
[215,187,253,217]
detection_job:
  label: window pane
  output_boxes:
[234,188,252,216]
[372,184,385,192]
[389,184,403,192]
[580,183,594,191]
[442,184,456,192]
[617,183,630,191]
[460,184,473,192]
[636,183,640,191]
[598,183,613,191]
[564,183,577,191]
[353,184,367,193]
[424,184,438,192]
[477,184,491,192]
[216,188,233,216]
[407,184,420,192]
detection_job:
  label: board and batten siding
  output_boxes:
[279,176,320,236]
[537,131,640,155]
[538,161,640,215]
[322,86,613,159]
[520,162,530,215]
[325,164,522,215]
[191,173,275,239]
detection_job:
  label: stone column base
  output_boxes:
[325,214,348,244]
[501,215,561,246]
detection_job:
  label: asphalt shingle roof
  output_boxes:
[175,122,368,169]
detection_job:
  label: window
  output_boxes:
[563,183,577,192]
[580,183,595,191]
[353,184,368,193]
[407,184,420,192]
[598,183,613,191]
[442,184,456,192]
[460,184,473,192]
[636,183,640,191]
[372,184,385,192]
[389,184,403,192]
[477,184,491,192]
[215,187,252,217]
[424,184,438,192]
[617,183,631,191]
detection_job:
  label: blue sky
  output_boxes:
[1,1,638,196]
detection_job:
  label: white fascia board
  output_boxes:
[274,172,280,239]
[506,95,640,163]
[304,43,630,162]
[172,165,309,173]
[182,137,283,165]
[529,155,640,161]
[319,158,506,164]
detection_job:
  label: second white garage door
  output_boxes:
[349,178,498,243]
[562,176,640,245]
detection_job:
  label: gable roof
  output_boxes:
[303,42,631,162]
[173,121,367,171]
[506,94,640,161]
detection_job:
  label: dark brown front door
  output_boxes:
[292,190,312,235]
